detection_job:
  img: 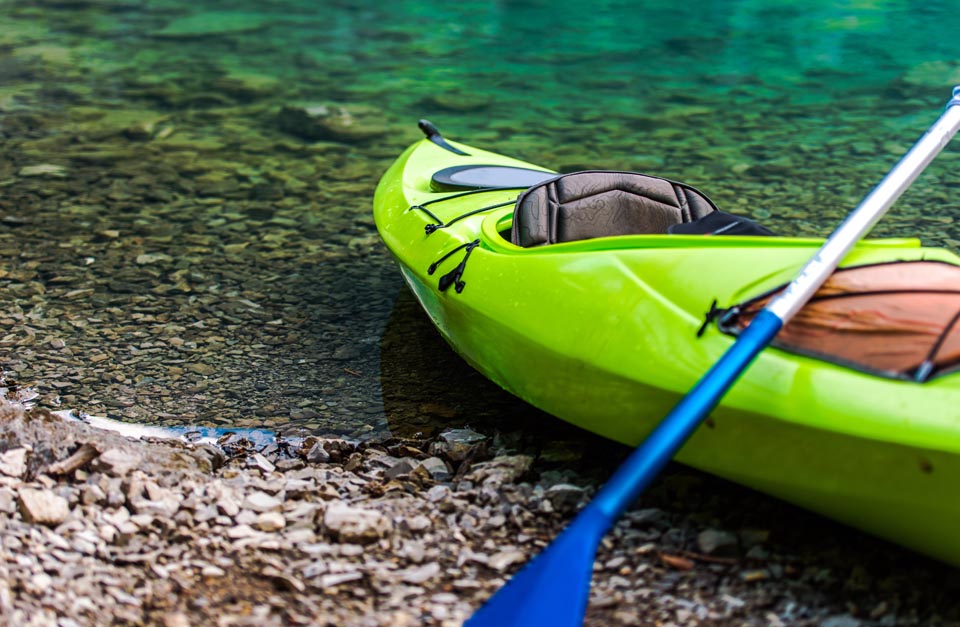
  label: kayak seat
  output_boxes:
[511,171,719,247]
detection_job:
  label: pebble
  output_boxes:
[384,457,416,480]
[544,483,585,512]
[399,562,440,584]
[0,447,29,478]
[254,511,286,532]
[318,572,364,588]
[433,428,487,462]
[487,550,526,572]
[697,529,740,556]
[18,488,70,526]
[416,457,451,482]
[247,453,276,474]
[323,502,391,543]
[0,487,17,514]
[822,615,862,627]
[91,448,140,477]
[405,514,432,534]
[18,164,67,178]
[242,491,283,513]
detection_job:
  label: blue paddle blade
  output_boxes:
[465,506,609,627]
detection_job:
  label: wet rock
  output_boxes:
[304,441,330,463]
[415,457,451,482]
[383,457,416,480]
[465,454,532,486]
[544,483,585,512]
[697,529,739,556]
[18,487,70,525]
[432,428,488,462]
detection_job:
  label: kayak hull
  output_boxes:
[375,136,960,566]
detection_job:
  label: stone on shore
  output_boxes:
[18,488,70,525]
[323,502,391,543]
[0,447,29,478]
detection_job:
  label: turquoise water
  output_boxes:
[2,0,960,436]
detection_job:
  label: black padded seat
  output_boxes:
[510,171,720,247]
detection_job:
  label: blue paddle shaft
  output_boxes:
[590,309,782,524]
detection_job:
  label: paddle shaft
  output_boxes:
[591,86,960,527]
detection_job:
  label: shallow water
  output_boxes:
[2,0,960,439]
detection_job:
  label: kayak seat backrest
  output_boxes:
[510,171,719,247]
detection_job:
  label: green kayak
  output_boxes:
[373,122,960,565]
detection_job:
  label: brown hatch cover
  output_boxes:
[718,260,960,381]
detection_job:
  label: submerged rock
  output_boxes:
[697,529,740,556]
[155,12,268,39]
[276,104,388,144]
[902,60,960,87]
[18,164,67,178]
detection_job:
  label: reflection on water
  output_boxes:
[0,0,959,437]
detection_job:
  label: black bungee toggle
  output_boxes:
[429,239,480,293]
[697,299,730,338]
[419,119,469,156]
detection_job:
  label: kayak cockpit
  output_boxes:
[510,170,774,246]
[511,170,721,246]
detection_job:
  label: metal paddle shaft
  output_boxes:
[466,86,960,627]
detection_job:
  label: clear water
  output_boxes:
[2,0,960,438]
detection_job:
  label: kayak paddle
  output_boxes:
[466,86,960,627]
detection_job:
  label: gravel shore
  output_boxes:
[3,395,960,627]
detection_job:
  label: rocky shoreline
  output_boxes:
[3,396,960,627]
